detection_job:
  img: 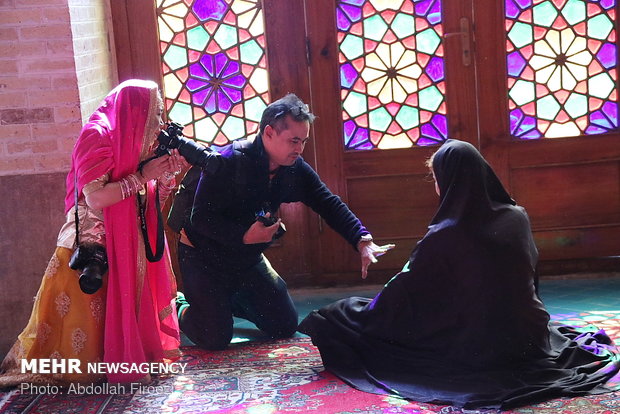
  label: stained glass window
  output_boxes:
[506,0,618,139]
[156,0,269,146]
[337,0,447,150]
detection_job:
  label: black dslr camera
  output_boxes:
[256,209,286,240]
[154,122,220,174]
[69,244,108,294]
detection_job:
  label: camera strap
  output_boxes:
[137,184,165,262]
[73,173,81,247]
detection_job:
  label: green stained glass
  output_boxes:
[338,0,447,150]
[244,96,266,122]
[587,15,613,40]
[168,102,193,125]
[564,93,587,118]
[214,24,238,50]
[416,29,441,55]
[163,45,187,71]
[395,106,419,129]
[187,26,210,50]
[533,2,558,27]
[537,95,561,120]
[508,22,533,48]
[588,73,615,99]
[240,40,263,65]
[156,0,271,146]
[419,86,443,111]
[343,91,367,118]
[221,116,245,140]
[194,117,218,143]
[364,15,388,42]
[392,14,415,38]
[341,34,364,60]
[562,0,586,25]
[506,0,618,139]
[369,107,391,131]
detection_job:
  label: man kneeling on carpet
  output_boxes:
[169,93,395,350]
[299,139,620,410]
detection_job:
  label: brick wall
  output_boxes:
[0,0,117,177]
[68,0,117,122]
[0,0,117,358]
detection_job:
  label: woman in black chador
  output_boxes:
[299,139,619,409]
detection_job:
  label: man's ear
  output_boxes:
[263,124,274,140]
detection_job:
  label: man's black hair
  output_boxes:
[259,93,316,134]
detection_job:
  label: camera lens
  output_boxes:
[79,264,104,294]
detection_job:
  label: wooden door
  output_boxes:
[304,0,479,284]
[475,0,620,263]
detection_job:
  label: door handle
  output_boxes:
[443,17,471,67]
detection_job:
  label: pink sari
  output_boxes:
[65,79,180,383]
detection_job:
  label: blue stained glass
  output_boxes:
[585,125,609,134]
[505,0,521,19]
[602,102,618,126]
[591,111,612,128]
[597,43,617,69]
[507,51,527,76]
[415,0,434,16]
[341,4,362,23]
[337,9,352,31]
[341,63,358,88]
[425,57,444,82]
[514,0,532,8]
[428,1,442,25]
[193,0,227,21]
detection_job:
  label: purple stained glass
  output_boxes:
[505,0,521,19]
[188,53,246,113]
[341,63,358,88]
[193,0,227,21]
[421,122,442,140]
[346,126,370,148]
[590,111,612,128]
[336,9,352,31]
[190,59,210,79]
[585,125,609,134]
[415,0,434,17]
[341,0,365,6]
[341,4,362,23]
[425,57,444,82]
[431,114,447,138]
[344,120,356,143]
[507,51,527,76]
[355,141,374,150]
[597,43,617,70]
[193,87,211,105]
[599,0,615,10]
[602,102,618,126]
[417,136,443,146]
[427,1,442,25]
[187,78,208,91]
[514,0,532,8]
[510,109,539,137]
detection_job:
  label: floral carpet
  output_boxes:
[1,311,619,414]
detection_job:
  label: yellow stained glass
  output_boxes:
[378,133,413,149]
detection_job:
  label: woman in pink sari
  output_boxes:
[1,79,184,385]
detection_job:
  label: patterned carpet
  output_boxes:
[1,311,619,414]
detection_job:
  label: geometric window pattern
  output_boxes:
[506,0,618,139]
[337,0,447,150]
[156,0,269,146]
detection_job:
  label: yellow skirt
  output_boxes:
[0,247,106,387]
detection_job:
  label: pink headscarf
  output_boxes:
[66,79,180,383]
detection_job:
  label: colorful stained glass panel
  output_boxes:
[156,0,270,146]
[506,0,618,139]
[337,0,447,150]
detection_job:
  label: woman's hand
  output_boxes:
[139,155,172,183]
